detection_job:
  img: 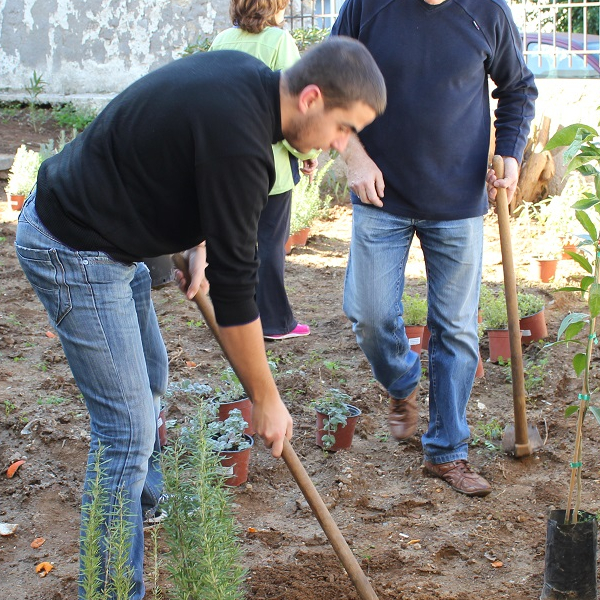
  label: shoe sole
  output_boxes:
[264,332,310,341]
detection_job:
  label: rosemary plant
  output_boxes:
[161,402,246,599]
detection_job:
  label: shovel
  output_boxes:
[491,156,543,457]
[171,253,380,600]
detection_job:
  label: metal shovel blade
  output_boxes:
[502,423,544,455]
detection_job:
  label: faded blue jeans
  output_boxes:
[343,204,483,464]
[15,192,167,599]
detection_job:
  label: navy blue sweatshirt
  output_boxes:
[332,0,537,220]
[35,51,283,326]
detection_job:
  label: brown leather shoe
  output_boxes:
[388,387,418,440]
[423,460,492,497]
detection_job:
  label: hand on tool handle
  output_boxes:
[173,251,293,458]
[486,155,519,207]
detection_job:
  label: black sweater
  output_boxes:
[332,0,538,220]
[36,51,283,326]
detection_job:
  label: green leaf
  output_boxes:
[556,285,585,293]
[589,283,600,318]
[571,251,593,274]
[581,276,595,292]
[557,313,587,340]
[590,406,600,426]
[565,405,580,418]
[567,154,598,175]
[576,210,598,243]
[545,124,597,151]
[572,197,600,210]
[573,352,587,376]
[595,173,600,200]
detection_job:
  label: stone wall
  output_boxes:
[0,0,230,106]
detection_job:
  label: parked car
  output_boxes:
[522,32,600,78]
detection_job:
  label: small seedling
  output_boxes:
[4,400,16,415]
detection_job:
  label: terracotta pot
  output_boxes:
[218,397,254,436]
[9,194,25,211]
[405,324,425,354]
[520,308,548,345]
[218,434,254,486]
[562,243,578,260]
[530,257,559,283]
[487,329,511,363]
[157,406,167,448]
[285,227,311,254]
[475,352,484,378]
[316,404,361,451]
[421,326,430,351]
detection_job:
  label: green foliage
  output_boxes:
[290,158,333,234]
[402,291,428,326]
[25,71,47,132]
[313,388,353,450]
[161,403,246,599]
[52,102,96,131]
[6,144,42,196]
[471,418,503,451]
[214,367,246,403]
[290,27,330,52]
[180,36,214,57]
[544,114,600,524]
[481,292,508,330]
[206,409,252,452]
[517,291,545,318]
[522,1,599,34]
[80,446,135,599]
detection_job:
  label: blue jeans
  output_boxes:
[343,204,483,463]
[15,192,167,600]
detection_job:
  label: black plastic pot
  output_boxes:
[541,509,598,599]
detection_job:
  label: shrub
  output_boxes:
[6,145,42,196]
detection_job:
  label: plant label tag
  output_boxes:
[521,329,531,336]
[408,337,420,346]
[217,466,234,476]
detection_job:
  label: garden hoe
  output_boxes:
[492,156,544,457]
[172,253,379,600]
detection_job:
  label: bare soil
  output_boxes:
[1,109,599,600]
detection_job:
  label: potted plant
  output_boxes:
[5,144,42,210]
[517,291,548,344]
[313,388,361,451]
[402,291,428,354]
[213,366,254,435]
[207,409,254,486]
[286,158,333,253]
[481,291,511,363]
[540,120,600,599]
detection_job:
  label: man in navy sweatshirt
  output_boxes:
[332,0,537,496]
[15,37,386,600]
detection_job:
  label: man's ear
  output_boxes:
[297,84,322,114]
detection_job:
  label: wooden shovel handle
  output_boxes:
[171,253,380,600]
[492,156,532,457]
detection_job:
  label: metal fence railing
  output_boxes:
[286,0,600,77]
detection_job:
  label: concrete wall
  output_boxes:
[0,0,230,106]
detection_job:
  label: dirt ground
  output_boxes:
[1,109,599,600]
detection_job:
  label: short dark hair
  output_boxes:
[230,0,288,34]
[282,37,386,115]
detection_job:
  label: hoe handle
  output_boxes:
[171,253,379,600]
[492,156,532,457]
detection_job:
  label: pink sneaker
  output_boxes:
[264,323,311,341]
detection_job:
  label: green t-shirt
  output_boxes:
[210,26,316,194]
